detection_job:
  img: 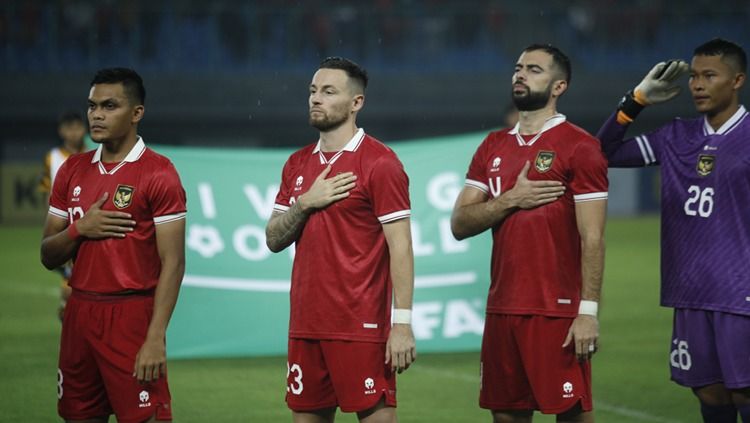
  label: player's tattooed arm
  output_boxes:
[266,165,356,252]
[451,161,565,240]
[265,202,310,253]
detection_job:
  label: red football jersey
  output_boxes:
[273,129,411,342]
[48,138,187,293]
[465,115,608,317]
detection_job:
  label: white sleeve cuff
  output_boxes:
[378,209,411,224]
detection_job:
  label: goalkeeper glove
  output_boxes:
[617,60,689,124]
[634,60,689,105]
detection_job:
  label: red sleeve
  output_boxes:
[369,154,411,224]
[48,158,71,220]
[570,139,609,203]
[272,157,295,213]
[149,161,187,224]
[465,135,491,194]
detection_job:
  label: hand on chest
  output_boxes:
[70,172,144,217]
[485,148,566,197]
[289,163,367,211]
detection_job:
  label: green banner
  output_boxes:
[160,132,494,358]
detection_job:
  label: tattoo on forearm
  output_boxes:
[267,202,309,250]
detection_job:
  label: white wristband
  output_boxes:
[578,300,598,317]
[393,309,412,324]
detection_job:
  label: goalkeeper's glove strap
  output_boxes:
[616,90,646,125]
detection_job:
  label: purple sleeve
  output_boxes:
[596,111,653,168]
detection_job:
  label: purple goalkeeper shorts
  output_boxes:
[670,308,750,389]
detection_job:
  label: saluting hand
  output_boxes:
[74,192,136,239]
[634,60,689,105]
[505,161,566,209]
[298,165,357,212]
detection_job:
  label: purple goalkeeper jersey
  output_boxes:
[598,106,750,316]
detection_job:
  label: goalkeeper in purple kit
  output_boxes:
[597,38,750,422]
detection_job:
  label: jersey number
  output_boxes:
[67,206,84,223]
[683,186,714,218]
[57,368,64,399]
[670,339,692,371]
[488,177,502,197]
[286,362,303,395]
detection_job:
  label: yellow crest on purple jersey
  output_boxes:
[113,184,135,209]
[696,154,715,177]
[535,151,555,173]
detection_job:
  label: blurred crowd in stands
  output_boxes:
[1,0,749,73]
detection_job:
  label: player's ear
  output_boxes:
[552,79,568,98]
[351,94,365,113]
[732,72,746,91]
[132,105,145,124]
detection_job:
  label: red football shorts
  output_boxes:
[286,338,397,413]
[58,291,172,422]
[479,314,592,414]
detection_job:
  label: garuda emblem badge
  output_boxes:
[696,154,715,177]
[535,151,555,173]
[113,185,135,209]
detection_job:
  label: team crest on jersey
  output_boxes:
[535,151,555,173]
[696,154,715,177]
[113,185,135,209]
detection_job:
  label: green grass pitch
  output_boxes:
[0,218,698,422]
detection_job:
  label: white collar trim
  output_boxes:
[91,137,146,175]
[312,128,365,165]
[509,113,567,146]
[703,105,747,135]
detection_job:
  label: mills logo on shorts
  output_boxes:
[696,154,715,177]
[562,381,574,398]
[138,390,151,408]
[535,151,555,173]
[113,185,135,209]
[364,377,376,395]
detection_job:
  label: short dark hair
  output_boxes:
[58,111,84,126]
[694,38,747,73]
[523,44,572,84]
[319,57,368,93]
[90,68,146,105]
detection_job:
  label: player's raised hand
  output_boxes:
[505,161,565,209]
[75,192,135,239]
[298,165,357,211]
[385,324,417,374]
[134,337,167,383]
[563,315,599,362]
[634,60,690,105]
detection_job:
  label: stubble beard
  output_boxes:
[309,111,348,132]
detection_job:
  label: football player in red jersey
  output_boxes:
[267,57,416,423]
[452,45,608,423]
[41,68,186,423]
